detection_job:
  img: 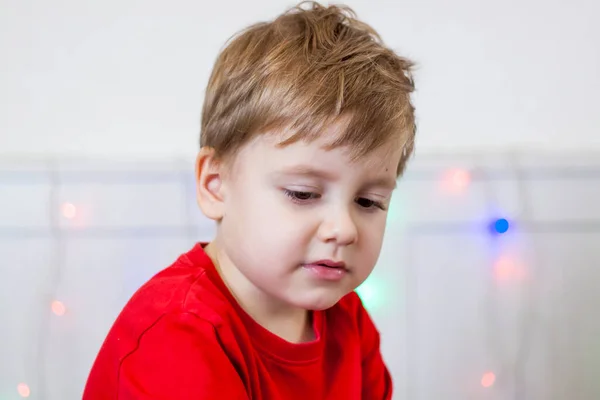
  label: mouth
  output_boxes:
[309,259,347,270]
[302,261,348,281]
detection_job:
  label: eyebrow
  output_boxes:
[363,176,398,190]
[275,165,337,180]
[274,164,398,190]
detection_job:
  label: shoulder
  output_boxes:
[102,245,237,357]
[119,251,225,326]
[85,308,248,398]
[86,245,246,390]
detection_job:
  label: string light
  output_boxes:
[491,218,510,234]
[61,202,77,220]
[387,201,401,223]
[51,300,66,316]
[480,372,496,388]
[17,383,30,398]
[493,257,526,282]
[386,189,405,224]
[6,159,591,399]
[441,168,471,194]
[356,276,386,311]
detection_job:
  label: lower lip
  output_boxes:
[302,264,347,281]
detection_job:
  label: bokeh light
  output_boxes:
[356,276,386,312]
[387,202,400,223]
[17,383,30,398]
[481,372,496,388]
[441,168,471,194]
[491,218,510,234]
[386,189,405,225]
[493,257,526,282]
[61,202,77,220]
[51,300,66,316]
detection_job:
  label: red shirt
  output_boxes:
[83,243,392,399]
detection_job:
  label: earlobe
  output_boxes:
[195,147,225,221]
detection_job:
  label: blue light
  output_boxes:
[493,218,510,234]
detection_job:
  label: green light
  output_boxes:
[386,194,406,225]
[356,275,386,312]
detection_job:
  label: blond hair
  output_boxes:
[200,1,416,175]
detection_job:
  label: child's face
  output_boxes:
[213,124,402,311]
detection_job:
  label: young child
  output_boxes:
[83,2,415,399]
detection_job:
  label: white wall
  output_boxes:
[1,0,599,157]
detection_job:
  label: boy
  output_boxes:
[84,2,415,399]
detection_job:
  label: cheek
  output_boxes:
[227,182,308,247]
[358,217,387,260]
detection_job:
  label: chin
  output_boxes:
[296,292,344,311]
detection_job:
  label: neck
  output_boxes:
[204,241,314,343]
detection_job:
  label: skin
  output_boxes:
[195,121,403,343]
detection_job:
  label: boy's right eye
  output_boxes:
[283,189,320,203]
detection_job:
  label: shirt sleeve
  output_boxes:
[117,311,249,400]
[354,294,393,400]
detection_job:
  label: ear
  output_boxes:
[195,147,226,221]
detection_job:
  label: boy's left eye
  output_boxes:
[355,197,386,210]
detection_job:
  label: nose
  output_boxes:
[317,206,358,246]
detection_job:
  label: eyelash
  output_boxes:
[283,189,387,211]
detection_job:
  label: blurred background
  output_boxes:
[1,0,599,399]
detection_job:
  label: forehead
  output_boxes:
[232,124,402,177]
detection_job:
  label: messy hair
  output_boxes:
[200,1,416,175]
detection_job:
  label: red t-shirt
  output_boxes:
[83,243,392,399]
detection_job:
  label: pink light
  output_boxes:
[61,203,77,219]
[493,257,527,282]
[481,372,496,388]
[51,300,66,316]
[441,168,471,194]
[17,383,31,397]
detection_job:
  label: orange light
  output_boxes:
[51,300,66,316]
[61,203,77,219]
[481,372,496,388]
[441,168,471,194]
[17,383,30,397]
[493,257,526,282]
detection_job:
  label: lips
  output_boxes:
[302,259,349,281]
[310,259,347,269]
